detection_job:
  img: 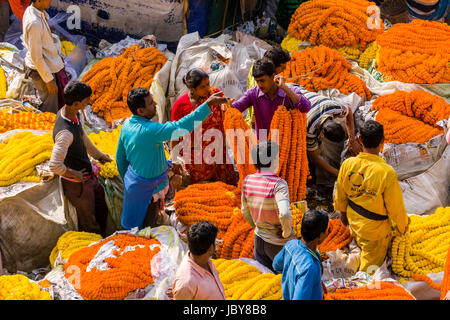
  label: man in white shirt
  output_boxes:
[22,0,66,113]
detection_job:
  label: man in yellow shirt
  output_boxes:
[334,120,409,273]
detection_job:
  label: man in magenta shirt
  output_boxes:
[232,58,311,140]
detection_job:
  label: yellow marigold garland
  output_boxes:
[358,41,378,69]
[391,207,450,278]
[0,275,52,300]
[88,126,122,178]
[376,20,450,84]
[0,67,6,99]
[0,131,53,186]
[0,111,56,133]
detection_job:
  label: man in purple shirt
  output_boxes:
[233,58,311,140]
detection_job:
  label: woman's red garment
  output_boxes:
[171,89,237,185]
[8,0,30,22]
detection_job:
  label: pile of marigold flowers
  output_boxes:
[89,126,122,178]
[415,247,450,300]
[391,207,450,279]
[0,274,52,300]
[269,106,309,202]
[49,231,103,267]
[318,219,353,260]
[64,233,162,300]
[287,0,384,51]
[282,46,372,99]
[223,107,257,189]
[0,110,56,133]
[376,20,450,84]
[0,131,53,186]
[372,90,450,144]
[213,259,283,300]
[324,281,415,300]
[358,41,378,69]
[82,45,167,124]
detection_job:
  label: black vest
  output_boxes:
[53,110,92,175]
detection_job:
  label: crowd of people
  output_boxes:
[0,0,449,301]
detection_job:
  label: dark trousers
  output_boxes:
[62,176,108,236]
[254,234,284,272]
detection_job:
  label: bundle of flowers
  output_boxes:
[291,203,305,238]
[215,208,254,260]
[269,107,309,201]
[282,46,372,99]
[82,45,167,124]
[391,207,450,278]
[223,107,257,190]
[317,219,353,260]
[324,281,415,300]
[0,67,6,99]
[376,20,450,84]
[49,231,103,267]
[287,0,384,51]
[336,46,363,60]
[212,259,283,300]
[280,34,302,53]
[373,90,450,144]
[173,182,241,240]
[89,126,122,178]
[0,131,53,186]
[358,41,378,69]
[64,233,162,300]
[61,40,76,57]
[0,274,52,300]
[0,110,56,133]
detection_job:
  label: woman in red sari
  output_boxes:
[171,68,237,185]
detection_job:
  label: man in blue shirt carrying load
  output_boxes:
[116,87,228,230]
[273,209,329,300]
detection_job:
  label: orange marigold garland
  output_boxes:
[282,46,371,99]
[223,107,257,190]
[324,281,415,300]
[64,233,161,300]
[287,0,384,51]
[318,219,353,259]
[372,90,450,144]
[376,20,450,84]
[82,45,168,124]
[0,111,55,133]
[218,209,254,260]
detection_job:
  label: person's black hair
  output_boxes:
[301,210,329,242]
[322,119,346,143]
[187,221,218,256]
[183,68,209,89]
[264,46,291,68]
[63,81,92,106]
[127,87,150,115]
[251,141,279,170]
[252,58,276,78]
[359,120,384,149]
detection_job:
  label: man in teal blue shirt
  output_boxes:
[116,87,228,230]
[273,209,329,300]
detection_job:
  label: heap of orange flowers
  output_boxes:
[318,219,353,260]
[0,111,55,133]
[82,45,167,124]
[287,0,384,51]
[282,46,371,99]
[325,281,415,300]
[372,90,450,144]
[173,182,240,240]
[64,233,161,300]
[269,107,309,202]
[376,20,450,84]
[223,107,257,189]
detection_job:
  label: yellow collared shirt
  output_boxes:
[334,153,408,241]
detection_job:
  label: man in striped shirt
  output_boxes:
[241,141,295,271]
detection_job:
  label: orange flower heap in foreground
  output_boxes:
[376,20,450,84]
[223,107,257,189]
[0,111,55,133]
[282,46,371,99]
[318,219,352,259]
[325,281,415,300]
[287,0,384,50]
[372,90,450,144]
[82,45,167,124]
[64,234,161,300]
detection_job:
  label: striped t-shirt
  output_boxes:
[241,171,295,246]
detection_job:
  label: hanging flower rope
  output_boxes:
[324,281,415,300]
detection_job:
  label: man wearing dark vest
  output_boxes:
[49,81,112,236]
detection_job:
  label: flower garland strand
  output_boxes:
[88,125,122,178]
[324,281,415,300]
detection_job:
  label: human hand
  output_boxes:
[340,211,349,226]
[98,153,113,164]
[444,290,450,300]
[166,286,174,300]
[274,75,286,88]
[66,168,89,182]
[46,80,58,95]
[206,92,229,107]
[348,137,362,155]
